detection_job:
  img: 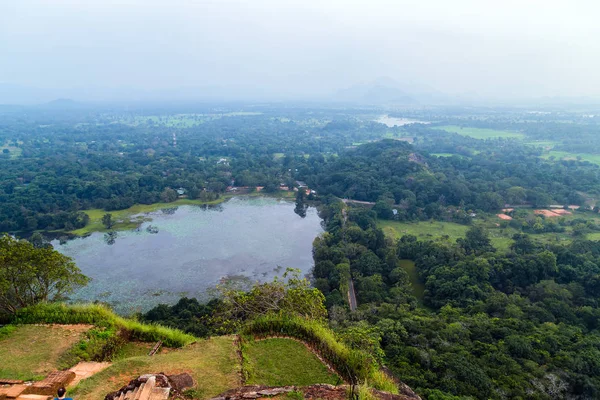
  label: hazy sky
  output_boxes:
[1,0,599,101]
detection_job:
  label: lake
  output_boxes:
[376,115,429,127]
[52,197,323,314]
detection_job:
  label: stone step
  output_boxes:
[4,384,28,399]
[148,387,170,400]
[133,383,146,400]
[27,371,76,396]
[126,386,139,400]
[137,377,156,400]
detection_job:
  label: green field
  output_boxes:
[244,338,340,386]
[541,150,600,166]
[524,140,558,149]
[431,152,467,158]
[0,324,90,380]
[378,219,512,251]
[378,220,470,242]
[435,125,525,139]
[378,210,600,251]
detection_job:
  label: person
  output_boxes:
[54,387,73,400]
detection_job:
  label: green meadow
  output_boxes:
[435,125,525,139]
[541,150,600,166]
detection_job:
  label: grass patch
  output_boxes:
[112,342,153,360]
[273,153,285,160]
[540,151,600,166]
[13,302,196,348]
[524,140,558,149]
[378,220,470,242]
[377,213,600,252]
[378,219,512,251]
[431,153,457,157]
[434,125,524,139]
[430,153,469,159]
[0,324,90,380]
[71,336,239,400]
[243,315,398,393]
[243,338,340,386]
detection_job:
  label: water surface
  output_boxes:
[376,115,429,127]
[53,197,323,314]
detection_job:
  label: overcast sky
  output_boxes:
[1,0,599,101]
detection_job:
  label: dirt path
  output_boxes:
[348,279,358,312]
[69,362,112,386]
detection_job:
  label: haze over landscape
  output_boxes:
[1,0,599,103]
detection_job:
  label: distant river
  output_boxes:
[52,197,323,314]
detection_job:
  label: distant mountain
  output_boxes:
[332,77,447,105]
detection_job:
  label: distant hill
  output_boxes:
[332,77,443,105]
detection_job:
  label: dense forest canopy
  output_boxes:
[1,104,599,232]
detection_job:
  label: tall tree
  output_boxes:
[0,235,89,314]
[102,213,113,229]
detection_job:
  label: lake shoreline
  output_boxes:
[52,196,323,314]
[68,191,296,236]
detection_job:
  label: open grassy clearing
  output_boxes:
[112,342,153,360]
[378,220,470,242]
[377,216,595,251]
[524,140,559,149]
[430,152,470,159]
[244,338,340,387]
[71,336,240,400]
[434,125,525,139]
[0,324,91,380]
[540,150,600,166]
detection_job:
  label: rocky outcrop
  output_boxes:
[166,373,194,392]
